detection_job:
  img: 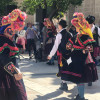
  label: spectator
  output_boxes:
[16,30,26,53]
[97,21,100,65]
[86,15,100,86]
[97,20,100,38]
[41,25,48,61]
[26,23,37,59]
[24,23,29,31]
[32,24,37,32]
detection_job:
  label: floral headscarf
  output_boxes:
[71,12,93,39]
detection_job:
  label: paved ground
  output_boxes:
[18,54,100,100]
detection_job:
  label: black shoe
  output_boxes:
[59,82,68,91]
[74,94,79,100]
[29,56,32,60]
[88,82,92,86]
[56,72,61,77]
[74,94,86,100]
[46,62,51,65]
[46,62,54,65]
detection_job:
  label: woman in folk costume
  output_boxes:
[62,12,98,100]
[43,18,56,43]
[0,9,27,100]
[43,18,57,65]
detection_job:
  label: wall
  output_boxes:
[95,0,100,24]
[67,0,100,26]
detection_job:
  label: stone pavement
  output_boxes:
[18,54,100,100]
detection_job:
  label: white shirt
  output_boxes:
[98,27,100,36]
[91,24,95,32]
[49,29,66,58]
[91,24,100,36]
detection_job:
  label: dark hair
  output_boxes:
[0,24,10,34]
[59,19,67,28]
[86,15,95,24]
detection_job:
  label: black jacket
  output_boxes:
[58,29,72,59]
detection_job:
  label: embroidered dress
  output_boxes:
[0,48,27,100]
[44,18,56,55]
[0,9,27,100]
[62,34,98,83]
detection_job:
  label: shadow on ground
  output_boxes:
[34,89,73,100]
[19,59,100,100]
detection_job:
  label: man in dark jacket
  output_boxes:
[48,19,72,91]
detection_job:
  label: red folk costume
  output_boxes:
[61,13,98,83]
[43,18,56,38]
[43,18,56,54]
[0,9,27,100]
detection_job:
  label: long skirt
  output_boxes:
[0,35,27,100]
[0,65,27,100]
[61,51,98,83]
[61,62,98,83]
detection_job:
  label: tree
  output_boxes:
[22,0,83,19]
[0,0,17,16]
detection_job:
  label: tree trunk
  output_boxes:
[49,9,58,20]
[43,0,47,18]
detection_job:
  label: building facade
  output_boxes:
[67,0,100,25]
[15,0,100,26]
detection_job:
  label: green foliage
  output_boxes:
[22,0,83,19]
[0,0,17,16]
[56,12,64,20]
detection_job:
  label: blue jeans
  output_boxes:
[77,83,85,98]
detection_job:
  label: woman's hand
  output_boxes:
[66,43,72,50]
[14,73,23,81]
[83,50,86,54]
[83,45,93,54]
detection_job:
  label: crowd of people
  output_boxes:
[17,14,100,100]
[15,15,100,66]
[15,23,38,58]
[14,14,100,100]
[0,8,100,100]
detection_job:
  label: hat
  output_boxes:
[0,9,27,39]
[71,12,93,39]
[59,19,67,28]
[86,15,95,24]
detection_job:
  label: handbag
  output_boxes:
[85,52,94,64]
[4,62,19,76]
